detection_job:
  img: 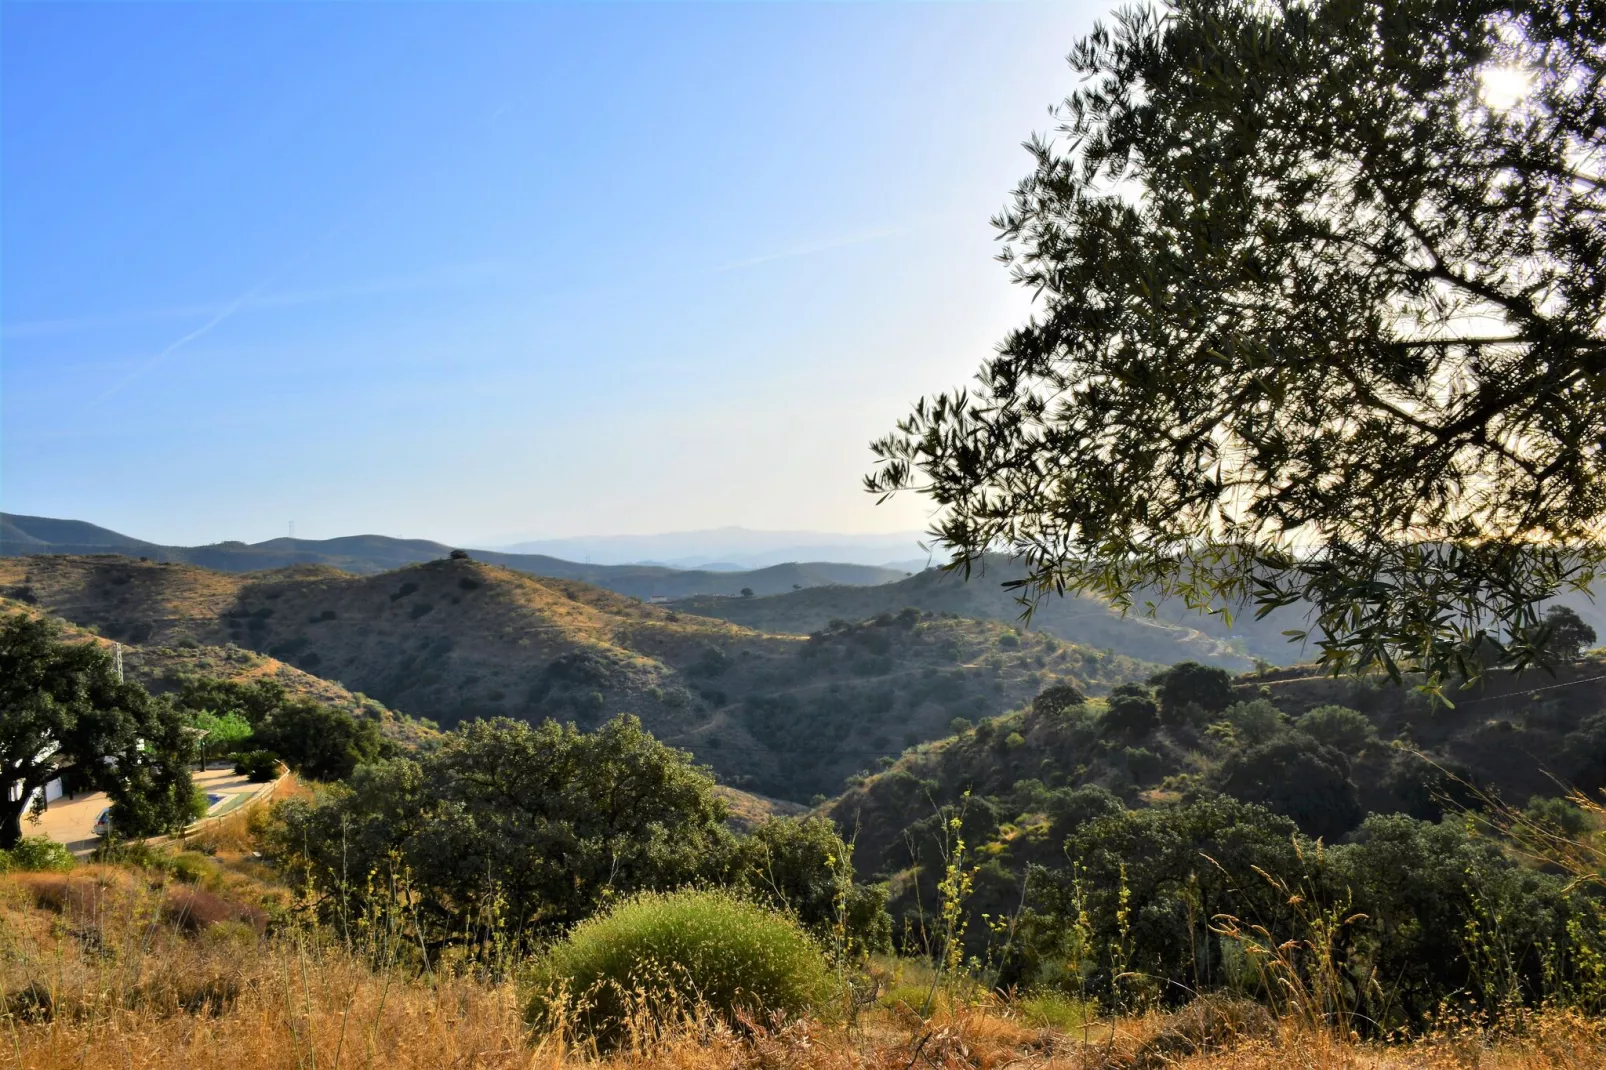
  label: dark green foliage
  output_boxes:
[1151,663,1234,728]
[726,816,891,953]
[1102,684,1158,737]
[526,890,839,1045]
[1218,699,1287,747]
[1329,815,1579,1027]
[0,613,198,848]
[1214,736,1361,840]
[1032,682,1085,718]
[251,699,381,782]
[1543,606,1597,662]
[1375,750,1478,821]
[107,706,210,838]
[1295,704,1378,755]
[1563,712,1606,793]
[1030,799,1306,997]
[1525,795,1591,839]
[171,677,287,727]
[233,750,281,782]
[867,0,1606,688]
[268,715,735,945]
[1042,784,1124,842]
[1024,800,1595,1027]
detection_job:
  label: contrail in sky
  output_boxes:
[73,280,271,419]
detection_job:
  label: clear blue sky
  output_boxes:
[3,1,1108,547]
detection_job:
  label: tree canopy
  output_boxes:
[269,714,737,944]
[0,613,198,848]
[868,0,1606,691]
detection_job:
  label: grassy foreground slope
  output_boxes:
[0,555,1163,801]
[3,843,1600,1069]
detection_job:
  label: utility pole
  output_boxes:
[114,643,123,683]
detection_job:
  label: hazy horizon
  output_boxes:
[2,1,1110,547]
[2,508,935,568]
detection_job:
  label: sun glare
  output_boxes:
[1481,64,1532,111]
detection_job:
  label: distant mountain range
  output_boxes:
[0,513,1268,670]
[489,526,931,570]
[0,514,910,599]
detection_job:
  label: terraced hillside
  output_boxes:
[0,554,1165,800]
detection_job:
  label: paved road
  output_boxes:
[30,767,263,856]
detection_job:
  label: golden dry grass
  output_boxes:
[3,860,1603,1070]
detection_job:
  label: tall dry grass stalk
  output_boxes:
[2,855,1603,1070]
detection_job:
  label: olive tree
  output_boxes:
[868,0,1606,693]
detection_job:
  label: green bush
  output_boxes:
[527,889,839,1043]
[233,750,281,782]
[1295,704,1378,754]
[0,835,75,873]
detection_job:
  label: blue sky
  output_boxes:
[3,1,1108,547]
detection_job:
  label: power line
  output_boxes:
[1453,671,1606,706]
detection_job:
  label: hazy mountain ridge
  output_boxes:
[0,513,908,597]
[675,556,1260,669]
[492,526,927,569]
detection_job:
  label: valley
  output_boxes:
[0,552,1165,801]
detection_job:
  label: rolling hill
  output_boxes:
[0,554,1166,801]
[674,556,1260,668]
[0,594,434,748]
[0,513,908,598]
[678,556,1606,671]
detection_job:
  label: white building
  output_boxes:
[8,777,64,808]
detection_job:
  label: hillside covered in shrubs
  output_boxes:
[0,556,1164,800]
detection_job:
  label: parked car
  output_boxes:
[92,808,112,837]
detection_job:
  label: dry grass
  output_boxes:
[3,860,1603,1070]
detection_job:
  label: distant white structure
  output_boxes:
[646,596,672,604]
[7,741,65,811]
[8,778,64,807]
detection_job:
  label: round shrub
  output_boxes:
[233,750,281,782]
[526,889,839,1043]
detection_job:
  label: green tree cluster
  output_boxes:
[268,714,890,952]
[0,614,199,848]
[168,677,381,782]
[1024,800,1598,1028]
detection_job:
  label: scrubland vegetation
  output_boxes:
[4,776,1606,1070]
[0,557,1167,802]
[8,0,1606,1062]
